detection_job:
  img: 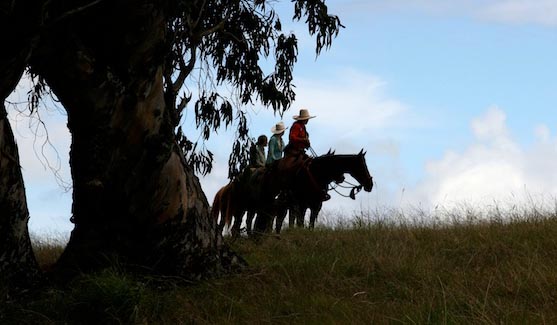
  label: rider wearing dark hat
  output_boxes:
[249,134,268,168]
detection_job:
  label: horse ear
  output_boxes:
[359,149,364,155]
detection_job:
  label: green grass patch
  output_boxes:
[4,209,557,324]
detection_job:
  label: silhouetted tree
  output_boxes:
[0,0,341,286]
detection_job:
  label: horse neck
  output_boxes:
[312,154,369,184]
[311,155,351,183]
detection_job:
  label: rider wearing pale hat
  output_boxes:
[285,108,315,157]
[266,121,287,165]
[282,108,330,201]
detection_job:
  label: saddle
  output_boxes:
[276,153,330,201]
[276,154,308,181]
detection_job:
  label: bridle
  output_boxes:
[308,148,371,199]
[328,179,363,200]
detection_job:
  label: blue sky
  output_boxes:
[7,0,557,236]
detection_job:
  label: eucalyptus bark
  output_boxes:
[29,1,239,277]
[0,2,41,290]
[0,104,41,290]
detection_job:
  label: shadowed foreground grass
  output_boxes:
[3,209,557,324]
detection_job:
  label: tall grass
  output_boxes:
[30,231,68,270]
[3,207,557,324]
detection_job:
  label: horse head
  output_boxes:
[310,150,373,195]
[355,149,373,192]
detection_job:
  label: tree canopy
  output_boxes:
[161,0,342,178]
[25,0,342,178]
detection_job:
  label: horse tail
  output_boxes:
[212,182,236,229]
[223,182,235,228]
[212,186,224,224]
[214,183,236,229]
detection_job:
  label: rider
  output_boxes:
[283,108,330,201]
[249,134,268,168]
[266,121,287,166]
[284,108,314,158]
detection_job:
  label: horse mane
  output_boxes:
[324,149,335,156]
[315,149,367,160]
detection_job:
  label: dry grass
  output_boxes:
[4,207,557,324]
[30,232,67,270]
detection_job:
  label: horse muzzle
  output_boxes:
[364,178,373,192]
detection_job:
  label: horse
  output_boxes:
[211,181,238,234]
[212,166,282,237]
[274,150,373,233]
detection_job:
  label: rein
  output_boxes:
[308,146,318,157]
[328,181,363,200]
[308,150,372,200]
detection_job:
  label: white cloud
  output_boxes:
[293,69,408,142]
[408,106,557,209]
[478,0,557,26]
[534,124,551,143]
[338,0,468,15]
[337,0,557,27]
[198,69,410,218]
[470,105,517,151]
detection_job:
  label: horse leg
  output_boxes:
[287,204,302,228]
[254,207,276,235]
[253,210,266,235]
[308,208,318,229]
[288,206,296,228]
[308,209,315,229]
[218,214,226,233]
[296,206,307,228]
[246,210,255,236]
[231,211,244,238]
[266,210,274,234]
[309,202,322,229]
[275,205,287,234]
[217,201,229,234]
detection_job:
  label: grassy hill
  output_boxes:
[3,208,557,324]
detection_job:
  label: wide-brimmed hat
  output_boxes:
[293,108,316,121]
[271,121,287,134]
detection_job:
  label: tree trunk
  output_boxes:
[0,2,42,292]
[30,1,240,278]
[0,103,41,290]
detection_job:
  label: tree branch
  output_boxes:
[50,0,105,24]
[172,46,197,93]
[198,20,225,38]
